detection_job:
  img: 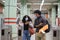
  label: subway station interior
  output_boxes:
[0,0,60,40]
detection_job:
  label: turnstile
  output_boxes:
[1,25,12,40]
[53,29,60,40]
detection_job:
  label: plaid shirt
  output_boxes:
[34,16,47,32]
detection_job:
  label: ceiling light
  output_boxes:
[2,1,5,2]
[40,0,45,11]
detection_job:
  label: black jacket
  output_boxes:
[22,15,32,30]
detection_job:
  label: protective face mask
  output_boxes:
[34,15,37,19]
[25,17,28,21]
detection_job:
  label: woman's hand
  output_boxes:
[25,22,29,24]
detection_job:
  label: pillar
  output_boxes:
[4,0,18,40]
[20,4,27,20]
[27,5,31,16]
[58,1,60,26]
[51,6,56,26]
[45,10,53,40]
[0,18,1,40]
[20,0,28,20]
[58,1,60,18]
[47,10,51,26]
[20,0,28,39]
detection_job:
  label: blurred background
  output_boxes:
[0,0,60,40]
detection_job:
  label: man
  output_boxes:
[34,10,47,40]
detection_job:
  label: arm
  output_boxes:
[34,21,43,28]
[39,19,48,33]
[35,23,43,27]
[39,24,48,33]
[35,20,46,28]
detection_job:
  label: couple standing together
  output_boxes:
[22,10,49,40]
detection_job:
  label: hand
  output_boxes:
[39,23,43,25]
[39,30,45,34]
[39,30,42,33]
[25,22,29,24]
[35,23,43,27]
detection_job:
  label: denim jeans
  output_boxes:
[22,30,30,40]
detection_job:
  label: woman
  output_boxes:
[22,15,32,40]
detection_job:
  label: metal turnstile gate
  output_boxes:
[53,30,60,40]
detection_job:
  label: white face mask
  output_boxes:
[25,17,28,21]
[34,15,37,19]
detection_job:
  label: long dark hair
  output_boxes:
[22,15,32,23]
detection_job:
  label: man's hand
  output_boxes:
[39,24,48,33]
[39,30,45,34]
[35,23,43,27]
[39,30,42,33]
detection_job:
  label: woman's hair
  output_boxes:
[22,15,32,23]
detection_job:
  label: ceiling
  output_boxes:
[17,0,58,13]
[0,0,58,13]
[17,0,58,3]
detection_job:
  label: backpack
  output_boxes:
[45,20,50,33]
